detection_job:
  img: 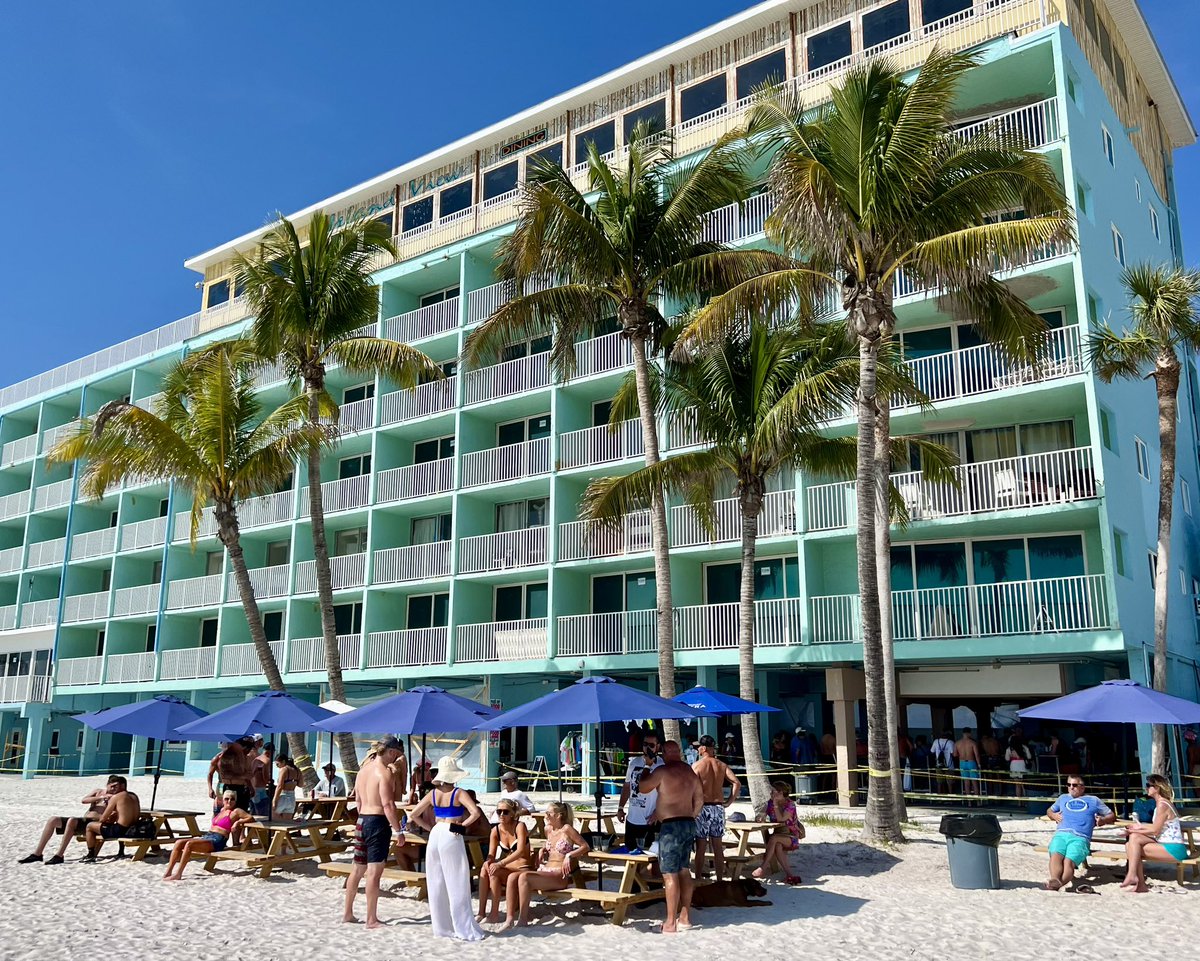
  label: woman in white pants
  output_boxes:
[409,757,486,940]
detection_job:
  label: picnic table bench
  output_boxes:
[203,818,348,879]
[536,850,664,926]
[125,810,205,861]
[320,860,429,899]
[296,796,352,821]
[1033,821,1200,885]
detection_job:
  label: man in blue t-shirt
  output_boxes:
[1045,776,1115,890]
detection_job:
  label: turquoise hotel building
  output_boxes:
[0,0,1196,796]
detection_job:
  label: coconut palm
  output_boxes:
[463,126,792,737]
[1089,263,1200,775]
[235,211,442,781]
[49,342,329,784]
[681,50,1074,841]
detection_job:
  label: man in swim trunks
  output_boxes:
[1045,776,1114,891]
[638,740,702,934]
[691,734,740,879]
[954,728,983,802]
[344,737,405,929]
[81,776,141,861]
[207,739,253,813]
[17,775,122,865]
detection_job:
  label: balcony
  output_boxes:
[62,591,111,623]
[377,458,455,503]
[456,618,549,663]
[295,553,367,593]
[159,646,217,681]
[701,192,774,245]
[559,510,653,562]
[366,627,449,668]
[806,446,1097,532]
[71,527,117,560]
[466,279,516,325]
[0,545,22,573]
[41,421,80,454]
[221,640,285,677]
[337,398,375,435]
[560,419,644,471]
[26,536,66,569]
[165,573,224,610]
[558,609,657,657]
[380,378,457,425]
[460,527,548,574]
[287,634,363,673]
[810,573,1111,644]
[573,332,633,379]
[105,651,156,683]
[0,604,15,630]
[464,352,550,405]
[227,563,290,600]
[112,584,160,616]
[33,479,73,512]
[300,475,370,516]
[238,490,295,529]
[57,656,104,686]
[0,434,37,467]
[0,489,30,521]
[390,209,478,266]
[374,542,451,584]
[461,437,551,488]
[671,491,797,548]
[127,516,170,550]
[0,674,51,704]
[20,599,58,628]
[384,297,461,343]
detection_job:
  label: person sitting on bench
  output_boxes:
[17,775,122,865]
[81,776,141,862]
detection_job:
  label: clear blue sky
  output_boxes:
[0,1,1196,389]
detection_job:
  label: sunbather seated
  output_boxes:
[81,777,141,862]
[17,775,123,865]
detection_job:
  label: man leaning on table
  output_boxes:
[315,763,347,798]
[1045,775,1115,892]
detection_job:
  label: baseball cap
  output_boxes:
[323,762,337,771]
[698,734,717,748]
[500,771,517,782]
[377,736,404,752]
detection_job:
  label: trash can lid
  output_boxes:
[938,813,1003,845]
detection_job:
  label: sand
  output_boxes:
[0,775,1191,961]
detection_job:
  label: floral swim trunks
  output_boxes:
[694,802,727,839]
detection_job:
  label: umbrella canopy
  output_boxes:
[1019,680,1200,724]
[175,690,335,740]
[672,685,780,717]
[74,694,207,740]
[312,686,497,736]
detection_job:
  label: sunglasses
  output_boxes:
[497,809,516,816]
[1067,783,1084,789]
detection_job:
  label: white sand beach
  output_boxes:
[0,775,1191,961]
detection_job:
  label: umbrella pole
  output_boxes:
[594,725,603,820]
[1122,727,1130,818]
[151,739,164,810]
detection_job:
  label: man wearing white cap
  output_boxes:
[498,771,537,815]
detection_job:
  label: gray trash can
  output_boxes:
[938,814,1002,889]
[794,773,819,803]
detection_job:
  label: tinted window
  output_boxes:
[863,0,911,49]
[206,279,230,309]
[680,74,727,122]
[1114,56,1127,98]
[575,121,615,163]
[622,100,666,141]
[483,161,519,200]
[439,181,473,218]
[402,197,434,233]
[807,23,852,71]
[529,142,563,171]
[374,212,393,234]
[736,49,787,100]
[1082,0,1097,38]
[921,0,971,26]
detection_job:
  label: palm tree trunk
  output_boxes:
[217,503,316,789]
[738,486,770,814]
[1150,356,1180,775]
[874,401,906,824]
[627,328,678,742]
[305,382,360,785]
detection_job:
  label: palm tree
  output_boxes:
[49,342,329,783]
[1089,263,1200,775]
[682,50,1074,841]
[464,127,791,737]
[236,211,442,781]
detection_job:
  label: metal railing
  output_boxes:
[559,510,653,562]
[0,674,52,704]
[384,297,461,343]
[701,192,775,245]
[557,609,657,657]
[105,651,156,684]
[380,378,457,425]
[33,479,74,512]
[295,552,367,593]
[559,418,644,470]
[220,640,285,677]
[0,489,30,521]
[70,527,117,560]
[366,627,449,668]
[1,433,38,466]
[336,398,375,434]
[25,536,66,569]
[573,332,633,379]
[239,490,295,529]
[671,490,796,547]
[376,457,455,503]
[20,599,59,628]
[461,437,551,488]
[125,516,170,550]
[166,573,225,610]
[374,542,451,584]
[227,563,291,600]
[159,646,217,681]
[953,97,1060,148]
[112,584,161,616]
[0,604,16,631]
[459,526,548,574]
[299,475,370,516]
[463,352,550,405]
[456,618,549,663]
[0,545,22,574]
[62,591,111,623]
[287,634,362,673]
[57,656,104,686]
[41,420,81,453]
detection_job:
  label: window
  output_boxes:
[1075,180,1092,221]
[110,510,120,527]
[1102,125,1115,166]
[497,414,551,446]
[921,0,971,26]
[622,100,666,141]
[1087,291,1104,325]
[439,181,473,218]
[402,197,434,234]
[862,0,910,50]
[206,278,231,310]
[145,624,156,652]
[500,334,551,362]
[1148,551,1158,586]
[494,582,547,621]
[496,498,547,532]
[1134,179,1142,203]
[266,540,290,567]
[1134,436,1150,478]
[1112,225,1126,266]
[736,49,787,100]
[680,74,727,122]
[528,142,563,172]
[49,730,60,757]
[1150,206,1161,241]
[1082,0,1098,38]
[407,592,449,629]
[483,161,519,201]
[263,610,284,643]
[592,571,656,613]
[1099,407,1116,451]
[333,526,368,556]
[339,453,372,479]
[76,729,85,752]
[1065,67,1081,105]
[412,514,452,544]
[95,629,105,656]
[151,560,163,583]
[200,618,218,647]
[158,498,170,518]
[1098,19,1113,71]
[205,551,223,576]
[807,23,852,71]
[101,568,112,592]
[333,602,363,635]
[414,436,454,463]
[1184,478,1192,515]
[1114,56,1128,99]
[343,383,375,405]
[574,121,615,163]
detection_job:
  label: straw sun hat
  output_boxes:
[432,756,470,784]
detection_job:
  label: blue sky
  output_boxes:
[0,0,1196,389]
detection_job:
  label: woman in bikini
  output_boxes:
[162,789,254,881]
[753,780,805,884]
[1122,774,1188,892]
[272,755,301,819]
[477,799,533,923]
[500,801,589,931]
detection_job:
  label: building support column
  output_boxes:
[825,667,865,807]
[20,706,50,781]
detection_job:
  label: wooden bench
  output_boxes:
[1034,844,1200,885]
[538,886,663,926]
[320,860,428,899]
[696,852,759,879]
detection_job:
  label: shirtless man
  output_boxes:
[18,775,122,864]
[344,737,405,929]
[638,740,703,934]
[691,734,740,880]
[81,777,141,861]
[954,728,983,801]
[207,739,253,812]
[387,743,408,809]
[249,743,274,816]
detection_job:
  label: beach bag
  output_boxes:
[127,815,157,840]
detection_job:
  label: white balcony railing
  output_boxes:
[287,634,363,673]
[810,573,1111,644]
[70,527,117,560]
[112,584,161,616]
[159,646,217,681]
[0,545,22,574]
[239,490,295,529]
[806,446,1097,531]
[0,604,16,631]
[20,599,58,628]
[573,332,633,379]
[380,378,457,425]
[62,591,111,623]
[559,510,653,561]
[0,433,38,467]
[126,515,170,550]
[666,408,702,450]
[0,489,30,521]
[557,609,658,657]
[366,627,449,668]
[0,674,52,704]
[25,536,66,569]
[220,640,285,677]
[376,458,455,503]
[295,552,367,593]
[701,191,775,245]
[41,421,80,453]
[559,418,644,470]
[459,527,548,574]
[166,573,225,610]
[227,563,291,600]
[385,297,460,343]
[374,542,451,584]
[461,437,551,488]
[105,651,157,684]
[300,475,370,516]
[172,508,216,543]
[953,97,1060,149]
[336,398,375,435]
[671,491,797,547]
[33,479,73,511]
[456,618,549,663]
[466,280,516,324]
[464,352,550,405]
[57,656,104,686]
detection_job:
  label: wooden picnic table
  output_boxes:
[126,810,205,861]
[540,850,662,925]
[295,796,352,821]
[725,820,779,856]
[204,817,348,879]
[527,810,618,839]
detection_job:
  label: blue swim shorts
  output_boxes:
[1048,832,1090,866]
[656,816,696,874]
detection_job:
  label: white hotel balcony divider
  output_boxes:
[701,192,775,245]
[461,437,551,488]
[671,491,796,548]
[456,618,549,663]
[20,599,59,628]
[295,552,367,593]
[0,545,23,574]
[464,352,550,405]
[166,573,225,610]
[227,563,291,600]
[384,297,461,343]
[0,605,16,631]
[287,634,362,673]
[0,489,30,521]
[573,332,633,379]
[26,536,66,569]
[559,509,653,561]
[173,509,217,542]
[366,627,449,668]
[374,542,451,584]
[238,490,295,528]
[376,458,455,503]
[126,515,170,550]
[112,584,160,616]
[300,475,370,516]
[459,527,548,574]
[62,591,111,623]
[464,275,554,325]
[57,656,104,686]
[335,397,375,435]
[0,433,38,467]
[33,479,73,511]
[70,526,117,560]
[220,640,285,677]
[559,419,644,470]
[0,675,52,704]
[380,378,457,425]
[159,647,217,681]
[105,651,156,684]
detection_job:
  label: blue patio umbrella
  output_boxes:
[672,685,781,716]
[175,690,336,742]
[474,676,710,816]
[73,694,209,808]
